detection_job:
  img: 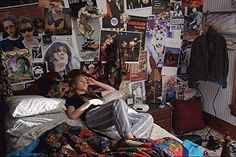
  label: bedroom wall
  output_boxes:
[199,50,236,125]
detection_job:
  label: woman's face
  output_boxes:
[3,20,17,37]
[74,76,88,91]
[19,23,34,41]
[53,45,69,63]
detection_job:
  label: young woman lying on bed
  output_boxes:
[66,72,154,140]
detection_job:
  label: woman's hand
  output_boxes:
[87,77,97,86]
[88,99,103,105]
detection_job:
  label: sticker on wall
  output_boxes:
[32,62,47,80]
[3,49,33,84]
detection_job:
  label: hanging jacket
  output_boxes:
[189,27,229,88]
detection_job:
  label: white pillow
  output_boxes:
[6,95,44,115]
[6,96,66,117]
[101,90,124,104]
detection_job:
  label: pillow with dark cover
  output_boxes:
[173,99,206,135]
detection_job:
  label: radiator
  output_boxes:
[203,0,236,13]
[199,50,236,125]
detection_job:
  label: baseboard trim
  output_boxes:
[203,112,236,140]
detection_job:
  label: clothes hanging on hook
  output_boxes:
[189,27,229,88]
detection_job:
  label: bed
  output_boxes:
[5,71,202,156]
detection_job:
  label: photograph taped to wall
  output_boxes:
[0,4,44,52]
[162,75,177,102]
[44,8,72,35]
[32,62,47,80]
[129,80,146,104]
[169,0,183,18]
[118,31,142,63]
[81,61,101,80]
[3,49,33,84]
[39,0,69,8]
[145,15,172,68]
[102,0,124,28]
[131,50,148,82]
[31,45,43,62]
[73,0,101,61]
[100,30,118,62]
[126,16,147,50]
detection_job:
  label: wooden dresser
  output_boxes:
[147,104,173,132]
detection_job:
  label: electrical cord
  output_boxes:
[196,83,222,141]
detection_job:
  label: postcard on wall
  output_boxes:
[145,15,172,68]
[100,30,118,62]
[182,0,204,41]
[176,79,188,100]
[32,62,47,80]
[164,47,181,67]
[162,75,177,102]
[128,80,146,104]
[126,16,147,50]
[102,0,124,28]
[131,51,147,82]
[39,0,69,8]
[44,8,72,35]
[80,61,101,80]
[169,0,183,18]
[3,49,33,84]
[118,31,142,63]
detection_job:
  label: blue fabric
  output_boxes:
[7,140,40,157]
[183,139,203,157]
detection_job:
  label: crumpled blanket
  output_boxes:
[30,122,186,157]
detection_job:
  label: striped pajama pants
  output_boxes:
[86,99,154,139]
